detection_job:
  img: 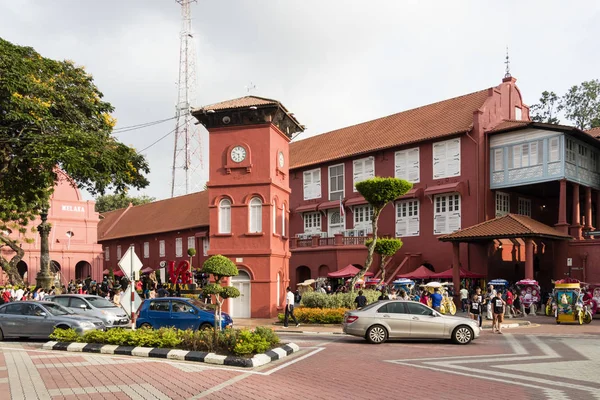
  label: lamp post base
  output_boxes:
[36,271,53,291]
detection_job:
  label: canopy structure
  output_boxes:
[431,267,485,279]
[328,264,374,278]
[397,265,435,280]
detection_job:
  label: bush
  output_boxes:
[300,290,380,309]
[254,326,280,347]
[50,328,81,342]
[278,307,347,324]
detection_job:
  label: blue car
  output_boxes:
[135,297,233,330]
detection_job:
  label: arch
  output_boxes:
[219,198,232,234]
[50,260,61,272]
[75,261,92,280]
[16,260,28,278]
[318,265,329,277]
[234,264,256,280]
[296,265,311,284]
[249,197,262,233]
[211,194,233,207]
[231,270,251,282]
[241,193,267,205]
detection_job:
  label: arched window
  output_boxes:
[249,197,262,233]
[219,199,231,234]
[277,273,281,306]
[272,202,277,235]
[281,203,286,236]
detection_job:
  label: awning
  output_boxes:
[397,265,435,280]
[430,267,485,279]
[424,181,465,197]
[317,200,341,211]
[398,187,424,200]
[344,196,368,207]
[195,231,208,237]
[294,203,319,213]
[328,264,374,278]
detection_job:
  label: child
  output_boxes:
[469,294,482,327]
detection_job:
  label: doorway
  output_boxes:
[231,270,251,318]
[327,210,345,236]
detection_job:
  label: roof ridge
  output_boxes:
[507,213,537,233]
[99,190,207,216]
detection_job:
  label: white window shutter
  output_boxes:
[448,212,461,233]
[314,170,321,198]
[395,151,407,179]
[447,138,460,176]
[396,219,407,237]
[513,145,522,168]
[434,214,446,235]
[408,216,420,236]
[303,172,311,200]
[365,157,375,178]
[494,148,503,171]
[549,138,559,162]
[433,142,446,179]
[408,148,419,182]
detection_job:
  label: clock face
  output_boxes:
[231,146,246,163]
[278,151,285,168]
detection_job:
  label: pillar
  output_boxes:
[555,179,569,234]
[596,191,600,232]
[452,242,461,301]
[570,183,582,239]
[584,186,593,234]
[524,238,534,280]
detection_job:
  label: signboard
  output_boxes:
[118,246,143,281]
[120,285,142,315]
[567,258,573,267]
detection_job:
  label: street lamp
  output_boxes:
[36,205,53,290]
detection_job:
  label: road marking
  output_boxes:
[188,373,252,399]
[262,347,325,376]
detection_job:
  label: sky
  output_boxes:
[1,0,599,201]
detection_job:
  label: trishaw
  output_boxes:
[365,278,382,289]
[422,282,456,315]
[392,278,415,299]
[554,278,592,325]
[583,283,600,316]
[515,279,541,316]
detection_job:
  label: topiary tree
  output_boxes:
[201,255,240,340]
[187,247,197,287]
[351,177,412,290]
[366,238,403,283]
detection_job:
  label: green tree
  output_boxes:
[530,91,562,124]
[366,238,403,283]
[562,80,600,130]
[0,38,149,284]
[350,177,412,289]
[201,255,240,340]
[95,194,155,213]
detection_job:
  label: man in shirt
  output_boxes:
[430,288,443,312]
[459,286,469,312]
[284,286,299,328]
[354,290,367,309]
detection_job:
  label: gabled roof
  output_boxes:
[439,214,572,242]
[289,88,491,169]
[196,95,279,111]
[98,191,209,241]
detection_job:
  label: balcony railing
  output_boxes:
[290,233,369,249]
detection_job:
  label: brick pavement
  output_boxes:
[0,316,598,400]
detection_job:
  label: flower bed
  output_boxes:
[49,326,279,357]
[278,307,348,324]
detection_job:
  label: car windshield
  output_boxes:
[188,299,212,311]
[84,297,116,309]
[42,303,72,316]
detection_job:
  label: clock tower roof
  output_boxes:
[192,95,304,139]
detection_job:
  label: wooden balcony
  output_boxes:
[290,234,369,249]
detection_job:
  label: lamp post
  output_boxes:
[36,205,53,290]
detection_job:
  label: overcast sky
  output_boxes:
[1,1,599,201]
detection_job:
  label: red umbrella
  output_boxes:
[397,265,435,280]
[327,264,374,278]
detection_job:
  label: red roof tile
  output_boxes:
[289,89,491,169]
[197,96,279,111]
[486,119,531,133]
[586,127,600,138]
[98,191,209,241]
[439,214,572,242]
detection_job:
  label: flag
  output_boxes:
[339,198,345,217]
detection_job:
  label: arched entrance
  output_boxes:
[318,265,329,277]
[17,261,28,280]
[231,270,251,318]
[75,261,91,280]
[51,261,62,286]
[296,265,311,284]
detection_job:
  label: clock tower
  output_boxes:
[193,96,304,318]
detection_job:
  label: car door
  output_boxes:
[376,302,412,338]
[0,303,27,336]
[51,296,71,310]
[170,300,198,330]
[23,304,56,337]
[69,297,90,315]
[405,302,445,338]
[146,300,171,328]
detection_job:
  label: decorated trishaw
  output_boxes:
[422,282,456,315]
[392,278,415,298]
[583,283,600,316]
[516,279,541,316]
[554,278,592,325]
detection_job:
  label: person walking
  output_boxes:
[459,286,469,313]
[492,291,506,334]
[284,287,299,328]
[505,288,514,318]
[469,294,482,327]
[430,288,443,312]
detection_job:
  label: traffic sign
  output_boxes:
[118,246,143,280]
[121,285,142,315]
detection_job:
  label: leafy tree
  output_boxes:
[350,177,412,289]
[95,194,155,213]
[366,238,403,283]
[0,38,149,284]
[530,91,562,124]
[201,255,240,340]
[562,80,600,130]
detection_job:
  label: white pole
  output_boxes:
[130,245,135,330]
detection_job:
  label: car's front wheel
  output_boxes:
[452,325,473,345]
[199,323,213,331]
[366,325,388,344]
[139,323,152,329]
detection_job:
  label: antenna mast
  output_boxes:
[171,0,203,197]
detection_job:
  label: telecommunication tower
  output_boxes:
[171,0,203,197]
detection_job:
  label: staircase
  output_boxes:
[384,255,410,285]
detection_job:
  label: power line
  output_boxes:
[137,124,180,153]
[113,117,176,133]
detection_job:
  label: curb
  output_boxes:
[41,341,300,368]
[274,330,345,335]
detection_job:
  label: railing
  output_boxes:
[319,237,336,246]
[296,239,312,248]
[290,234,369,249]
[342,236,367,245]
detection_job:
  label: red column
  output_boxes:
[452,242,461,302]
[570,183,582,239]
[556,179,569,234]
[524,238,534,280]
[596,191,600,231]
[584,186,593,234]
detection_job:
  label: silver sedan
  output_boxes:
[343,300,480,345]
[0,301,105,340]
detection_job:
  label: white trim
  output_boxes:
[272,202,277,235]
[303,212,321,234]
[328,163,345,201]
[159,240,165,257]
[175,237,183,258]
[353,204,373,229]
[143,242,149,259]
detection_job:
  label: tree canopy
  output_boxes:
[0,37,150,283]
[95,194,155,213]
[202,255,240,336]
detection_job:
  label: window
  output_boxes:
[53,297,70,307]
[510,141,542,168]
[4,303,25,315]
[281,204,286,237]
[187,237,195,251]
[219,199,231,234]
[515,107,522,121]
[249,197,262,233]
[518,198,532,217]
[172,301,192,313]
[70,298,87,309]
[405,302,434,316]
[395,148,420,183]
[396,200,420,237]
[175,238,183,257]
[272,203,277,235]
[104,247,110,261]
[303,212,321,234]
[495,192,510,217]
[493,148,504,172]
[353,157,375,191]
[328,209,345,236]
[143,242,149,259]
[303,169,321,200]
[159,240,165,257]
[202,238,209,257]
[277,274,281,307]
[433,138,460,179]
[433,193,461,234]
[549,137,560,163]
[117,245,122,260]
[377,302,407,314]
[353,205,373,229]
[592,152,599,172]
[149,300,170,312]
[329,164,344,200]
[566,139,576,163]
